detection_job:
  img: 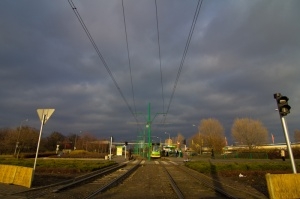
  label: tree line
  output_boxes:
[0,126,108,155]
[2,118,300,156]
[189,117,300,154]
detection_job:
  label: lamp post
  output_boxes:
[165,132,170,146]
[193,124,202,155]
[193,124,200,138]
[157,136,161,145]
[74,131,82,150]
[14,119,28,156]
[151,136,161,145]
[155,136,161,150]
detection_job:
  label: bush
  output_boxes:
[185,160,297,174]
[0,155,116,173]
[19,152,57,158]
[49,150,106,159]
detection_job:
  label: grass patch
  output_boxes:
[0,155,116,173]
[185,160,298,174]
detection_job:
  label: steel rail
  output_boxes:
[177,165,263,199]
[162,165,185,199]
[83,160,142,199]
[52,163,127,193]
[10,163,121,196]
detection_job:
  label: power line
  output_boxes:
[67,0,140,126]
[122,0,137,115]
[155,0,165,113]
[163,0,204,124]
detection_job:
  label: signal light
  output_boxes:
[125,141,128,146]
[274,93,291,117]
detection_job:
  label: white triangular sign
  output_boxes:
[37,109,55,125]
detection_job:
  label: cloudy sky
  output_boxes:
[1,0,299,144]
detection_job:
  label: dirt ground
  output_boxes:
[32,168,270,198]
[217,170,269,197]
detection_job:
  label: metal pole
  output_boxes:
[147,103,151,160]
[109,136,112,160]
[34,114,45,171]
[143,129,146,158]
[74,134,77,150]
[14,119,28,156]
[281,116,297,173]
[124,145,127,160]
[165,132,170,146]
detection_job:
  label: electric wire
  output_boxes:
[122,0,141,133]
[67,0,140,126]
[163,0,203,124]
[122,0,137,115]
[155,0,165,113]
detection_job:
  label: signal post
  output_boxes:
[273,93,296,173]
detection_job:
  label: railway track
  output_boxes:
[162,162,266,199]
[163,163,226,198]
[101,159,267,199]
[12,161,141,199]
[10,159,267,198]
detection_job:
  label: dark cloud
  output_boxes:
[0,0,299,144]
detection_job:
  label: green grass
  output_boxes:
[185,160,299,174]
[0,155,116,172]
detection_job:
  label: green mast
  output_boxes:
[147,103,151,160]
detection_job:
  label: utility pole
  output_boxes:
[147,103,151,161]
[14,119,28,156]
[145,103,166,160]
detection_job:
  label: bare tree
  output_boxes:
[294,129,300,143]
[77,132,97,151]
[199,118,226,153]
[44,131,65,151]
[0,126,40,155]
[175,132,185,148]
[0,128,14,154]
[231,118,268,150]
[190,133,205,154]
[16,126,39,156]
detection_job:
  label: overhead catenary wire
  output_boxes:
[163,0,204,124]
[122,0,137,115]
[155,0,165,113]
[67,0,140,126]
[122,0,142,133]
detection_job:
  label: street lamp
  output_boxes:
[151,136,161,145]
[157,136,161,145]
[165,132,170,146]
[74,131,82,150]
[193,124,202,155]
[14,119,28,156]
[155,136,161,151]
[192,124,200,137]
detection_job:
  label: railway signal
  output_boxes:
[273,93,296,173]
[274,93,291,117]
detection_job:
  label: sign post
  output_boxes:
[124,145,127,160]
[109,136,113,160]
[33,109,55,170]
